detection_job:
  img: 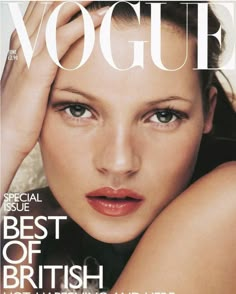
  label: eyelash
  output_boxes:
[56,103,94,121]
[55,103,188,128]
[146,107,188,128]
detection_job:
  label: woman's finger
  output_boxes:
[9,1,37,42]
[15,1,85,59]
[4,2,48,85]
[8,2,55,66]
[23,1,37,22]
[54,1,92,28]
[20,6,107,78]
[58,6,108,47]
[24,1,53,36]
[38,6,109,61]
[10,1,53,51]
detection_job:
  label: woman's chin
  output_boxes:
[85,226,141,244]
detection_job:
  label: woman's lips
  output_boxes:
[86,187,144,217]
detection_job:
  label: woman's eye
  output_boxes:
[64,105,92,118]
[150,110,178,124]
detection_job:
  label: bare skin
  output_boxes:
[1,1,236,293]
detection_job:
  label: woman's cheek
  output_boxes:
[145,124,203,190]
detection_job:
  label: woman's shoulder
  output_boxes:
[181,160,236,227]
[114,161,236,293]
[174,161,236,290]
[211,160,236,182]
[189,161,236,223]
[197,160,236,191]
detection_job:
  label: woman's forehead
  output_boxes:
[60,20,196,66]
[54,22,200,100]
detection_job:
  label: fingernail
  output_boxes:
[96,6,109,16]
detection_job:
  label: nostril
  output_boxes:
[93,132,141,176]
[94,150,141,176]
[96,165,140,177]
[97,167,108,175]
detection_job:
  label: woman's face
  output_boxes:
[40,21,215,243]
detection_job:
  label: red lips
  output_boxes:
[86,187,144,217]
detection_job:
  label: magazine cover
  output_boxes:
[1,0,236,293]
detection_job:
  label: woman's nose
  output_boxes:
[93,125,141,177]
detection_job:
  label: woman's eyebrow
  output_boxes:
[55,87,193,105]
[55,87,99,101]
[146,96,193,106]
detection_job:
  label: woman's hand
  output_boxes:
[1,1,107,198]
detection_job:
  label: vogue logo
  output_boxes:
[8,1,236,71]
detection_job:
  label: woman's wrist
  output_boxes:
[1,137,30,200]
